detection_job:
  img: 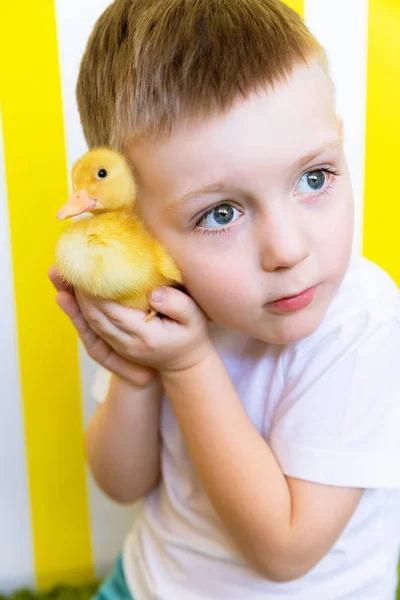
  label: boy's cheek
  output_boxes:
[184,273,252,323]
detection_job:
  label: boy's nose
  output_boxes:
[258,210,310,272]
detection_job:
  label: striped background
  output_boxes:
[0,0,399,591]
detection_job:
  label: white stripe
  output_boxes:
[304,0,369,256]
[0,108,35,590]
[55,0,137,578]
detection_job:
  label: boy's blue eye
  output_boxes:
[297,170,327,194]
[195,169,335,232]
[198,203,239,228]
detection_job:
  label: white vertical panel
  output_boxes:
[54,0,137,579]
[304,0,369,255]
[0,109,35,590]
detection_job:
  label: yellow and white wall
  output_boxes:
[0,0,399,592]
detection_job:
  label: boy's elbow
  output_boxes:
[96,479,141,505]
[250,546,315,583]
[259,564,309,584]
[100,486,144,505]
[92,469,160,505]
[254,561,310,584]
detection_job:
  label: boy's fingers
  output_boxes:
[48,264,59,285]
[149,286,200,325]
[58,292,111,357]
[53,279,157,387]
[48,265,74,294]
[57,290,108,356]
[56,291,80,320]
[77,319,157,387]
[75,292,121,340]
[57,291,156,387]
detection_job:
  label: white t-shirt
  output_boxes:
[92,256,400,599]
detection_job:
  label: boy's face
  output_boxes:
[124,60,354,344]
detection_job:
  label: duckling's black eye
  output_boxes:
[97,169,108,179]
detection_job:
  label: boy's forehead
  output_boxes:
[124,61,339,197]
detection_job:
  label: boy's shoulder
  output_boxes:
[292,255,400,356]
[332,255,399,318]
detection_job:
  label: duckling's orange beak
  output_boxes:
[57,189,97,220]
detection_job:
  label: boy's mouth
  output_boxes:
[265,285,319,313]
[274,287,311,302]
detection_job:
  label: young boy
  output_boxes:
[49,0,400,597]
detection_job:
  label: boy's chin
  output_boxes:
[250,310,326,345]
[208,303,326,345]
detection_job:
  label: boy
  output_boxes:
[50,0,400,597]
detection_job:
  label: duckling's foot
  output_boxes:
[144,309,158,322]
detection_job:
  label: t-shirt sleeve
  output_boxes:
[269,311,400,489]
[91,366,112,403]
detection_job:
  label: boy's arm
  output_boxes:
[161,350,363,583]
[86,374,163,504]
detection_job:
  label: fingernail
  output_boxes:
[151,288,164,303]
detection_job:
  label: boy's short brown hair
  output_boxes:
[76,0,326,150]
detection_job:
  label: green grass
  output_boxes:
[1,569,399,599]
[0,583,100,600]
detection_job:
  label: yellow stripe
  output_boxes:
[0,0,93,588]
[283,0,304,16]
[363,1,400,284]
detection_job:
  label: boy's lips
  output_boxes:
[265,285,319,313]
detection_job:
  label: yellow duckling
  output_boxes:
[55,148,183,321]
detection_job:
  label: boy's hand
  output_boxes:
[74,284,212,376]
[48,265,157,388]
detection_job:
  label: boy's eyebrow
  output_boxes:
[166,139,342,215]
[165,184,229,215]
[180,184,228,203]
[287,139,342,173]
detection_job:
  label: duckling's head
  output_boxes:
[57,148,137,220]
